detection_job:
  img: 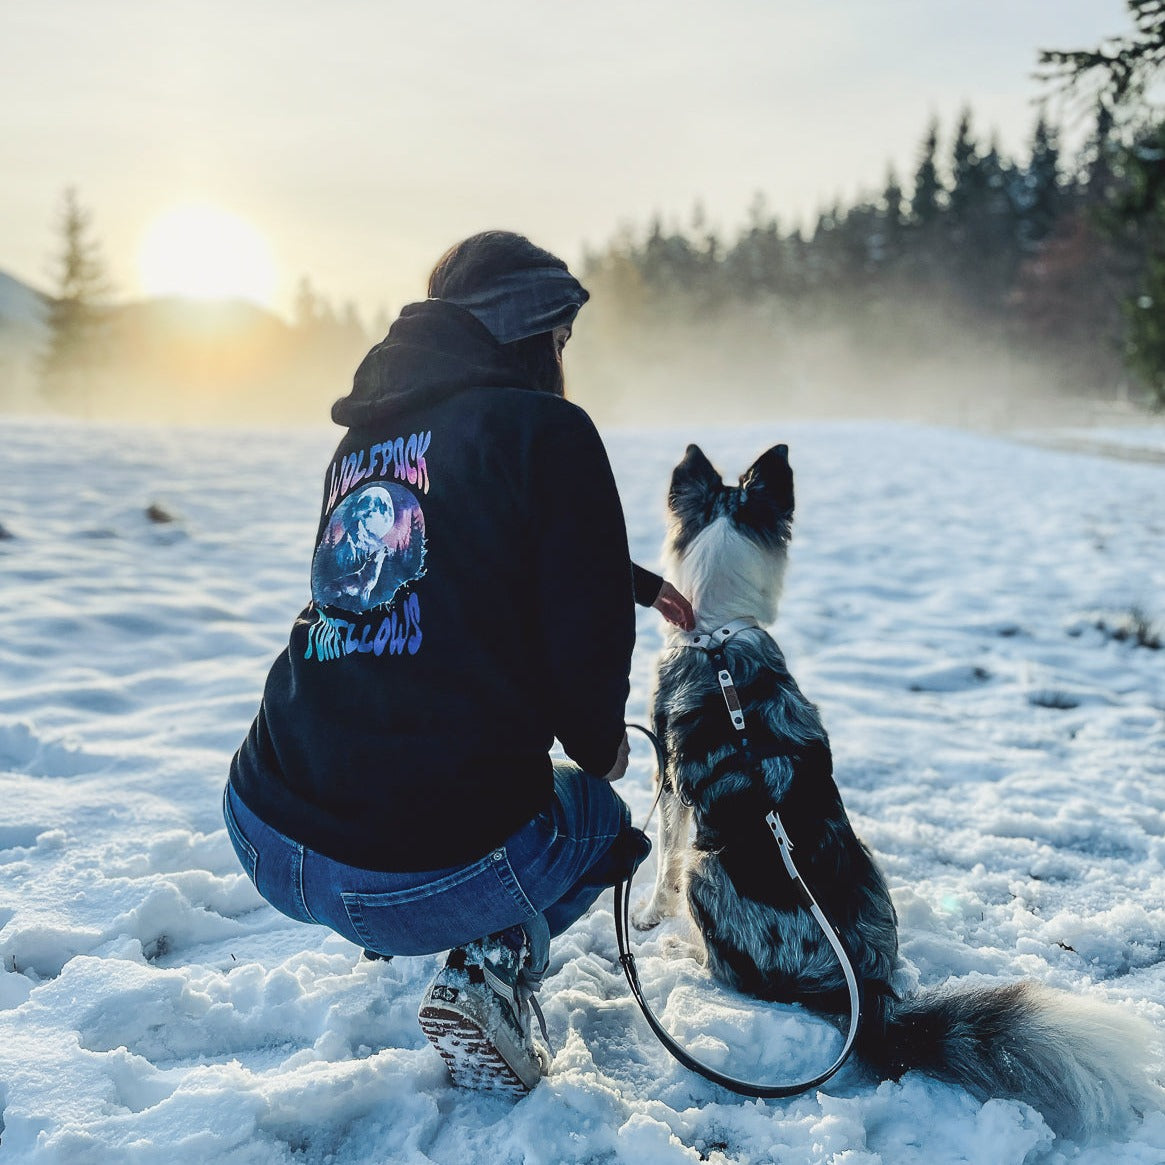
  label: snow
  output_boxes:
[1,416,1163,1164]
[1029,422,1165,465]
[1074,425,1165,456]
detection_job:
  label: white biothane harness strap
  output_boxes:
[671,616,762,650]
[672,618,760,731]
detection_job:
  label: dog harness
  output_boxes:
[615,619,862,1098]
[676,616,759,730]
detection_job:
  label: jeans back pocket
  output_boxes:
[340,846,536,957]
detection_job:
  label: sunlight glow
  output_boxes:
[137,203,278,306]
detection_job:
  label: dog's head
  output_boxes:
[663,444,794,627]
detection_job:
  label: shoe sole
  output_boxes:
[418,1004,538,1096]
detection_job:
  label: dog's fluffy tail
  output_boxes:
[860,981,1162,1137]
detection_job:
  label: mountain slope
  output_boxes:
[0,268,48,333]
[0,268,49,407]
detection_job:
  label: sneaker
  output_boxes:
[418,928,548,1096]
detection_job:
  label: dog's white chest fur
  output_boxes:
[665,516,787,632]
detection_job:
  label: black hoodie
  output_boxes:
[229,300,638,871]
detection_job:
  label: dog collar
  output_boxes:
[672,617,761,651]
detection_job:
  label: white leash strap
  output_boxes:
[616,725,863,1099]
[765,809,862,1066]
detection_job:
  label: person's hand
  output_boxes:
[652,580,696,631]
[602,731,630,782]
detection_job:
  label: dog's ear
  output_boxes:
[667,444,722,514]
[739,444,794,525]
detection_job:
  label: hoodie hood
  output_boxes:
[331,299,527,429]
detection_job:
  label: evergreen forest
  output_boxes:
[571,99,1163,424]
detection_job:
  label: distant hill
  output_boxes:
[0,269,49,410]
[103,296,298,421]
[0,282,370,423]
[0,269,48,330]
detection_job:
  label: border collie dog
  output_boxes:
[635,442,1158,1137]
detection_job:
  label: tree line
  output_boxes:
[575,100,1159,418]
[29,3,1165,421]
[571,4,1165,420]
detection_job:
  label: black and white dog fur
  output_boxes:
[635,442,1159,1136]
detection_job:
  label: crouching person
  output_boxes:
[223,232,665,1095]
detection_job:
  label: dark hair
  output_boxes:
[428,231,568,396]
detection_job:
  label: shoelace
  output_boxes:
[480,957,554,1054]
[518,973,552,1053]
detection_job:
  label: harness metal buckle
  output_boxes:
[716,669,746,730]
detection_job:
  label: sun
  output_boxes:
[137,203,278,307]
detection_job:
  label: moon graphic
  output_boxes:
[351,487,394,541]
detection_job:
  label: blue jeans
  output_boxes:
[223,763,647,970]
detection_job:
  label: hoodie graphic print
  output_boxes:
[304,430,431,662]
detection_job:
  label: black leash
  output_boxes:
[616,644,862,1097]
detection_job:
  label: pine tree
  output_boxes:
[1117,117,1165,406]
[879,169,907,249]
[1040,1,1165,114]
[340,301,367,348]
[637,215,706,313]
[293,276,321,329]
[836,201,882,284]
[1018,115,1063,250]
[808,203,845,290]
[945,119,1024,307]
[1083,105,1118,207]
[904,120,946,286]
[910,120,944,226]
[725,192,788,299]
[40,188,111,412]
[1042,3,1165,405]
[948,109,984,229]
[1126,252,1165,406]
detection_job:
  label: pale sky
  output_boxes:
[0,1,1129,323]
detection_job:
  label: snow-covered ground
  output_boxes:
[1,417,1163,1165]
[1029,420,1165,464]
